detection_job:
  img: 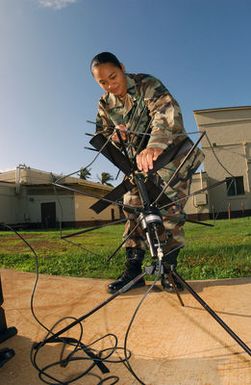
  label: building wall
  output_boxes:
[26,194,75,224]
[74,194,120,223]
[0,184,20,224]
[202,143,250,214]
[194,106,251,218]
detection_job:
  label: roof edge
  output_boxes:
[194,105,251,114]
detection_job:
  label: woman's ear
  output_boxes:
[121,63,126,72]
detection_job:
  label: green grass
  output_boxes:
[0,217,251,280]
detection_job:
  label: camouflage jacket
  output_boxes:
[96,73,187,152]
[95,73,204,184]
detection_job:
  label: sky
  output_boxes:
[1,0,251,183]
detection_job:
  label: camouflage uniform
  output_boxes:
[96,73,204,255]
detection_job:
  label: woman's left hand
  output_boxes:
[136,147,164,173]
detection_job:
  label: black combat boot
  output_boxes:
[161,248,184,292]
[107,248,145,294]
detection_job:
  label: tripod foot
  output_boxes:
[161,273,184,292]
[161,272,185,307]
[0,348,15,368]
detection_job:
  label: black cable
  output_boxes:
[204,132,234,178]
[0,223,52,335]
[1,223,158,384]
[122,273,160,385]
[203,132,237,219]
[31,319,114,385]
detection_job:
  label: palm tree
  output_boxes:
[79,167,91,180]
[97,172,114,186]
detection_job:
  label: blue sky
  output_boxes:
[1,0,251,182]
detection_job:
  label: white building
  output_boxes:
[0,165,120,228]
[194,105,251,218]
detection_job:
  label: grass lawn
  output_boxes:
[0,217,251,280]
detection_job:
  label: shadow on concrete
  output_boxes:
[117,276,251,298]
[1,269,250,385]
[2,333,250,385]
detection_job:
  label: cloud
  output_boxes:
[38,0,78,10]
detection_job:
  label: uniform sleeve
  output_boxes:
[96,100,114,137]
[143,77,186,150]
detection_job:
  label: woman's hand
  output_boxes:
[112,124,127,142]
[136,147,164,173]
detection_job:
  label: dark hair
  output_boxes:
[90,52,122,73]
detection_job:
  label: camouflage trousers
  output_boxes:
[122,141,204,254]
[123,178,189,254]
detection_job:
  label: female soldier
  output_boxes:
[90,51,204,294]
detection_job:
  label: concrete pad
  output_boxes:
[0,268,250,385]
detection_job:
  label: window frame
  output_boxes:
[226,176,245,197]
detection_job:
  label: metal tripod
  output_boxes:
[41,171,251,358]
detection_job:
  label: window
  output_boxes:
[226,176,245,196]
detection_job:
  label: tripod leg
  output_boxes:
[172,270,251,356]
[166,272,184,307]
[40,270,149,346]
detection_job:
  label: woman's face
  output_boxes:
[92,62,127,98]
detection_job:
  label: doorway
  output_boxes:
[41,202,56,228]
